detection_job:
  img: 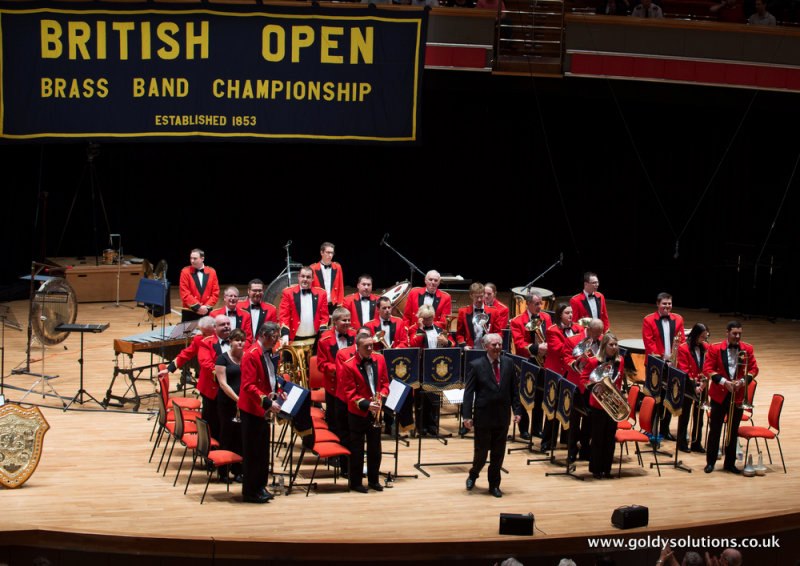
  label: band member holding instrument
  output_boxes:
[456,283,500,350]
[580,332,624,479]
[403,270,452,332]
[161,315,215,380]
[676,323,709,454]
[365,296,409,351]
[278,266,329,346]
[340,334,390,493]
[511,293,552,440]
[484,282,510,329]
[569,272,610,332]
[238,322,282,503]
[702,321,758,474]
[317,308,356,460]
[463,333,522,498]
[211,286,254,346]
[215,328,247,483]
[310,242,344,315]
[564,319,604,462]
[642,292,686,440]
[410,304,454,436]
[238,279,277,341]
[540,303,582,452]
[342,274,380,327]
[179,248,220,322]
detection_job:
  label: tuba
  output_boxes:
[525,315,546,366]
[588,361,631,422]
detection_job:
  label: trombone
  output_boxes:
[723,350,748,450]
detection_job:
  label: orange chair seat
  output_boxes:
[312,416,329,430]
[737,426,775,440]
[183,434,220,450]
[167,421,197,435]
[615,429,648,443]
[617,421,633,430]
[310,407,325,419]
[312,442,350,459]
[310,389,326,404]
[208,449,244,468]
[169,397,202,410]
[314,429,340,443]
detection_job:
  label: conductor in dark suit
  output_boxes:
[462,333,522,498]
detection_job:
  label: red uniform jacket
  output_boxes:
[237,300,278,339]
[237,341,279,418]
[402,288,452,332]
[642,312,685,358]
[196,334,222,400]
[569,291,610,331]
[210,306,254,346]
[310,261,344,307]
[342,292,381,327]
[456,305,501,348]
[335,344,358,400]
[563,332,596,389]
[365,316,409,351]
[278,285,329,340]
[676,341,709,383]
[173,333,205,370]
[339,352,390,417]
[410,324,455,348]
[510,311,553,359]
[316,328,357,397]
[580,355,625,410]
[485,299,510,330]
[179,265,220,312]
[544,323,582,376]
[702,341,758,405]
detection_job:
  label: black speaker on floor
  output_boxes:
[499,513,534,536]
[611,505,649,529]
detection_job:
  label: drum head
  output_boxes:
[381,281,411,319]
[264,270,299,308]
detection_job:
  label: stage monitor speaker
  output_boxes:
[611,505,649,529]
[499,513,534,536]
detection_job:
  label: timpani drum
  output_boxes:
[512,286,555,316]
[380,281,411,319]
[618,338,645,384]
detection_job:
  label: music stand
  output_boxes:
[545,378,584,481]
[509,359,541,455]
[655,366,692,473]
[383,348,420,480]
[60,323,109,411]
[102,234,135,310]
[0,305,21,398]
[644,355,674,459]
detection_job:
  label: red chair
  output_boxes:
[157,395,198,475]
[158,371,201,411]
[738,393,785,474]
[614,396,660,477]
[172,404,219,486]
[186,418,243,504]
[616,385,640,431]
[308,355,327,406]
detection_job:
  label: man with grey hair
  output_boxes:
[403,269,452,331]
[463,333,522,497]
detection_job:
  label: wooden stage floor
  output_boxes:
[1,294,799,564]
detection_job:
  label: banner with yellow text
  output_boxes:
[0,4,427,142]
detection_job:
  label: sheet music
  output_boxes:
[280,386,303,415]
[385,379,408,412]
[443,389,464,405]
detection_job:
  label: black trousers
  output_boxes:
[707,396,743,469]
[201,393,219,444]
[469,422,508,488]
[677,393,704,448]
[348,413,382,487]
[216,395,243,475]
[333,396,350,473]
[415,390,441,432]
[240,411,270,498]
[589,408,617,475]
[568,390,591,459]
[517,386,544,437]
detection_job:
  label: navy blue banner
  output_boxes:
[543,369,561,420]
[664,366,687,417]
[422,347,461,388]
[519,359,540,412]
[0,4,427,141]
[644,355,665,402]
[384,347,419,388]
[556,378,575,430]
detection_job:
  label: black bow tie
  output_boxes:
[321,264,331,269]
[728,344,740,351]
[250,304,260,310]
[474,308,484,313]
[300,289,311,295]
[220,339,230,346]
[425,292,436,299]
[195,268,204,273]
[227,310,237,317]
[382,320,391,326]
[361,296,371,301]
[660,315,671,321]
[586,294,595,299]
[423,326,434,331]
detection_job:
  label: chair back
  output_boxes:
[195,418,211,460]
[627,385,640,423]
[768,394,784,431]
[173,404,186,438]
[638,396,656,435]
[156,389,168,427]
[308,355,325,389]
[158,373,170,408]
[745,379,758,410]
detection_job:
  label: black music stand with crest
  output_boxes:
[545,378,584,481]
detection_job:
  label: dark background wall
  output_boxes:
[1,71,796,317]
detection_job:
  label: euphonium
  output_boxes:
[276,344,309,389]
[525,315,546,365]
[588,361,631,422]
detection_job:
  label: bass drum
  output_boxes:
[380,281,411,319]
[512,286,555,316]
[264,269,300,308]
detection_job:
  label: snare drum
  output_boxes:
[512,286,555,316]
[102,249,118,265]
[380,281,411,319]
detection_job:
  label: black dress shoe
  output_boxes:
[603,472,614,479]
[519,432,532,441]
[678,444,691,454]
[489,487,503,498]
[350,485,368,493]
[243,493,269,504]
[704,464,714,473]
[663,433,677,442]
[466,476,475,491]
[724,465,741,475]
[233,474,243,483]
[259,488,275,500]
[593,473,603,480]
[533,429,543,439]
[368,483,384,492]
[691,444,706,454]
[426,426,439,437]
[567,454,577,464]
[459,426,469,437]
[540,442,551,453]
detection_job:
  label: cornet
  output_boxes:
[370,394,383,428]
[373,330,391,349]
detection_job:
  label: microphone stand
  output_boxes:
[103,233,134,310]
[379,234,425,286]
[520,253,564,292]
[284,240,293,286]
